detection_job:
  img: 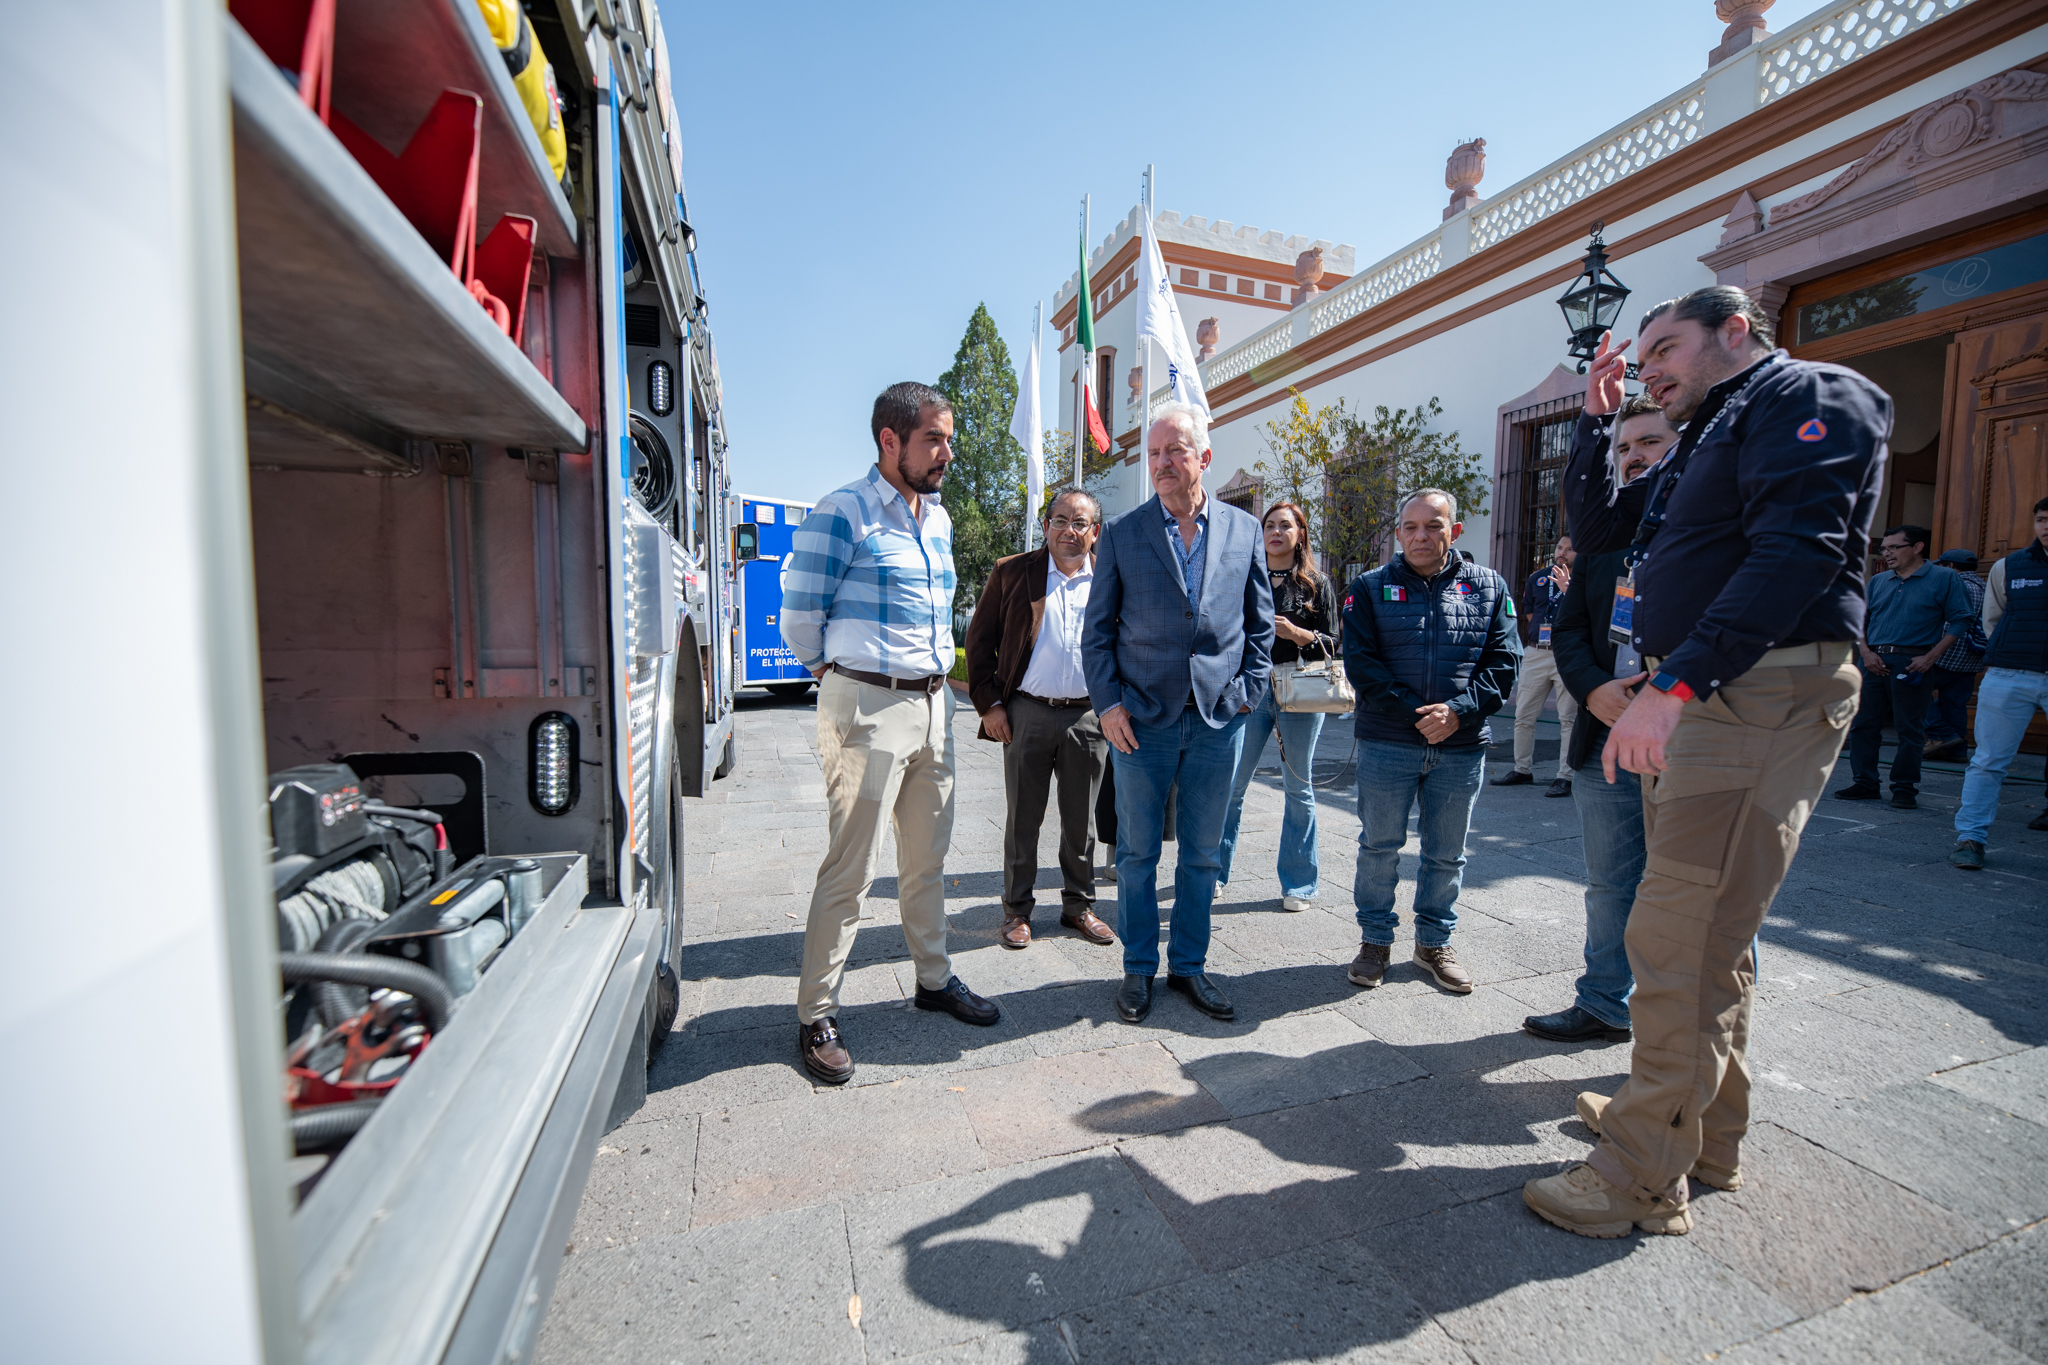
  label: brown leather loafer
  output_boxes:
[1060,908,1115,944]
[999,914,1032,949]
[799,1018,854,1085]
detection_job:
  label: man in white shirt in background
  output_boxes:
[964,489,1117,950]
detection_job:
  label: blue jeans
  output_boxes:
[1570,761,1645,1029]
[1218,690,1326,900]
[1925,666,1978,747]
[1955,667,2048,846]
[1112,708,1247,976]
[1352,741,1485,948]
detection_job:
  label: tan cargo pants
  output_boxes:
[1587,644,1859,1200]
[797,669,957,1024]
[1513,644,1578,781]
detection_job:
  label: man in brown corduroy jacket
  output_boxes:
[965,488,1116,950]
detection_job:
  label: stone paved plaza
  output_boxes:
[538,690,2048,1364]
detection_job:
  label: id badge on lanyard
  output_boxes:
[1537,620,1552,646]
[1608,575,1636,648]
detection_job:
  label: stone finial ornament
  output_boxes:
[1293,246,1326,305]
[1710,0,1773,66]
[1444,138,1486,220]
[1127,366,1143,406]
[1196,318,1220,363]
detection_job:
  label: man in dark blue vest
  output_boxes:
[1338,489,1520,994]
[1951,495,2048,869]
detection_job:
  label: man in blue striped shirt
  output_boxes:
[779,381,998,1085]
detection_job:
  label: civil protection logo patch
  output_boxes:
[1796,418,1828,442]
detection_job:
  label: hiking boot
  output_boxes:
[1348,941,1391,988]
[1523,1163,1692,1238]
[1574,1093,1742,1191]
[1414,943,1474,994]
[1950,840,1985,870]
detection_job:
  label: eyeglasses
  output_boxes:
[1046,517,1095,533]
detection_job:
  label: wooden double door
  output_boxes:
[1943,315,2048,562]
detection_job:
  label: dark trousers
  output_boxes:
[1001,696,1108,917]
[1925,666,1979,747]
[1848,652,1933,794]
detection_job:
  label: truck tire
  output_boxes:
[766,681,812,700]
[713,730,737,780]
[647,759,684,1059]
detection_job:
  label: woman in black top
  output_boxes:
[1219,500,1340,909]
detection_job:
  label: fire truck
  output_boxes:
[7,1,734,1360]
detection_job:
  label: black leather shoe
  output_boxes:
[1489,770,1535,787]
[1523,1005,1631,1044]
[1889,790,1918,810]
[1167,973,1235,1020]
[1544,777,1573,798]
[1923,739,1967,762]
[1834,783,1881,801]
[1115,974,1154,1023]
[2032,808,2048,832]
[913,976,1000,1026]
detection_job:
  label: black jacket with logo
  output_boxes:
[1340,553,1521,748]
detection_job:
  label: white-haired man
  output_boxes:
[1080,402,1274,1026]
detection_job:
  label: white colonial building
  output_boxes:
[1055,0,2048,598]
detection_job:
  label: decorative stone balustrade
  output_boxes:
[1468,91,1707,251]
[1172,0,1983,404]
[1308,237,1444,336]
[1756,0,1978,106]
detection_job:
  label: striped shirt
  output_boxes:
[780,465,956,679]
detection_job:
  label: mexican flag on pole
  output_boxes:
[1076,235,1112,458]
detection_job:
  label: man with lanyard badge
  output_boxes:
[1522,287,1887,1239]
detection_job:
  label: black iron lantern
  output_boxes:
[1558,221,1635,374]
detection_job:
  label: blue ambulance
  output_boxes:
[729,494,820,697]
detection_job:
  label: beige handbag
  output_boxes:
[1271,655,1354,713]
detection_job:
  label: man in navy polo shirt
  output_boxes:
[1523,286,1887,1241]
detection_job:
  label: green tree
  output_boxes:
[1325,397,1488,578]
[1251,390,1488,581]
[936,303,1023,599]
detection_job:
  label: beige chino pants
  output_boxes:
[1587,645,1859,1201]
[1513,645,1578,781]
[797,669,957,1025]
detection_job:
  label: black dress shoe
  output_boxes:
[1923,739,1967,762]
[1489,770,1535,787]
[1116,974,1154,1023]
[1523,1005,1631,1044]
[1544,777,1573,798]
[914,976,1000,1026]
[1833,783,1881,801]
[2031,808,2048,832]
[1167,973,1235,1020]
[1889,790,1918,810]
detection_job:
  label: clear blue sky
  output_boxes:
[658,0,1842,504]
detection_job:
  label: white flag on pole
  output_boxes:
[1010,304,1044,534]
[1135,209,1209,419]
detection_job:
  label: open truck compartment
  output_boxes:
[225,0,730,1358]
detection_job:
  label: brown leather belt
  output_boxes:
[831,663,945,695]
[1013,690,1092,709]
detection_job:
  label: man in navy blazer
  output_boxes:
[1082,401,1275,1025]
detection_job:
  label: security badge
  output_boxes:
[1608,576,1636,647]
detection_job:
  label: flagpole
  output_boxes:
[1140,165,1153,496]
[1026,300,1042,550]
[1080,193,1090,489]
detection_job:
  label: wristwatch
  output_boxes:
[1647,670,1695,702]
